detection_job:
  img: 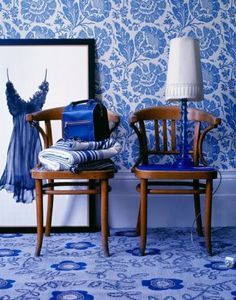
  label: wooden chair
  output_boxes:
[129,106,221,256]
[26,106,120,257]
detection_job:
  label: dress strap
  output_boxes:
[44,69,47,82]
[7,69,47,82]
[6,68,10,82]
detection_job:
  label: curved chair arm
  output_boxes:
[26,109,58,149]
[26,107,64,149]
[129,112,145,171]
[28,120,49,149]
[188,108,221,125]
[26,106,64,147]
[129,112,139,125]
[188,108,221,166]
[26,106,64,122]
[198,121,221,166]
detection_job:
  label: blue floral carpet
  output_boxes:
[0,228,236,300]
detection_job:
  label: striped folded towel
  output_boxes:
[38,138,122,171]
[55,138,114,151]
[70,159,117,173]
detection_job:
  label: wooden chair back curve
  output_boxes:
[130,106,221,167]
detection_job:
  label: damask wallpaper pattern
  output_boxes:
[0,0,235,171]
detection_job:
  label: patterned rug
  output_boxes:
[0,227,236,300]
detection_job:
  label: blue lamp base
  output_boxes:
[174,156,194,168]
[173,98,194,168]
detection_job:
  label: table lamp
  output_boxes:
[165,37,203,167]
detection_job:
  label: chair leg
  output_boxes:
[45,179,54,236]
[193,180,204,237]
[101,179,109,257]
[136,204,140,236]
[140,179,148,256]
[45,195,54,236]
[35,179,44,256]
[205,179,213,255]
[88,179,97,231]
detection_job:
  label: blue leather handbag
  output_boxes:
[62,99,110,141]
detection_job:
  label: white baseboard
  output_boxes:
[105,170,236,228]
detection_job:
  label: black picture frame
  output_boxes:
[0,38,95,98]
[0,39,96,232]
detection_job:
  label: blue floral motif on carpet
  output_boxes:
[0,227,236,299]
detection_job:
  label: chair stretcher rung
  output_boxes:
[136,185,205,194]
[136,182,206,189]
[43,182,92,188]
[148,150,179,155]
[139,181,206,188]
[44,190,99,195]
[147,189,205,194]
[43,185,112,195]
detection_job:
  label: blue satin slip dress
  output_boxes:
[0,74,49,203]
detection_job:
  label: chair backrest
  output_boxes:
[130,106,221,166]
[26,106,120,149]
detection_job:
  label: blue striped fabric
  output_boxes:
[38,138,122,171]
[70,159,117,173]
[55,138,114,151]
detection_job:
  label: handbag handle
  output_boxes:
[71,99,96,106]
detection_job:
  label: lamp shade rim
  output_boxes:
[171,37,199,42]
[165,83,203,101]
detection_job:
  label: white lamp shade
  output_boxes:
[165,37,203,101]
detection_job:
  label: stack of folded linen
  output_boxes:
[38,138,122,171]
[70,158,117,173]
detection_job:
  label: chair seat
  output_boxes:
[31,166,115,180]
[135,164,217,180]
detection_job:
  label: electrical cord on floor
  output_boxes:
[190,169,235,268]
[213,169,222,196]
[190,169,222,244]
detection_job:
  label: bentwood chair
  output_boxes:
[129,106,221,256]
[26,106,120,257]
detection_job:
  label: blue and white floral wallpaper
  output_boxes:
[0,0,235,171]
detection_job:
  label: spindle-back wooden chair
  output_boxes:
[130,106,221,256]
[26,106,120,257]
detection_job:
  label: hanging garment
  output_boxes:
[0,73,49,203]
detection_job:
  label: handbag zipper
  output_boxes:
[65,120,91,126]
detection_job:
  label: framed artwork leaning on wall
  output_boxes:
[0,38,95,230]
